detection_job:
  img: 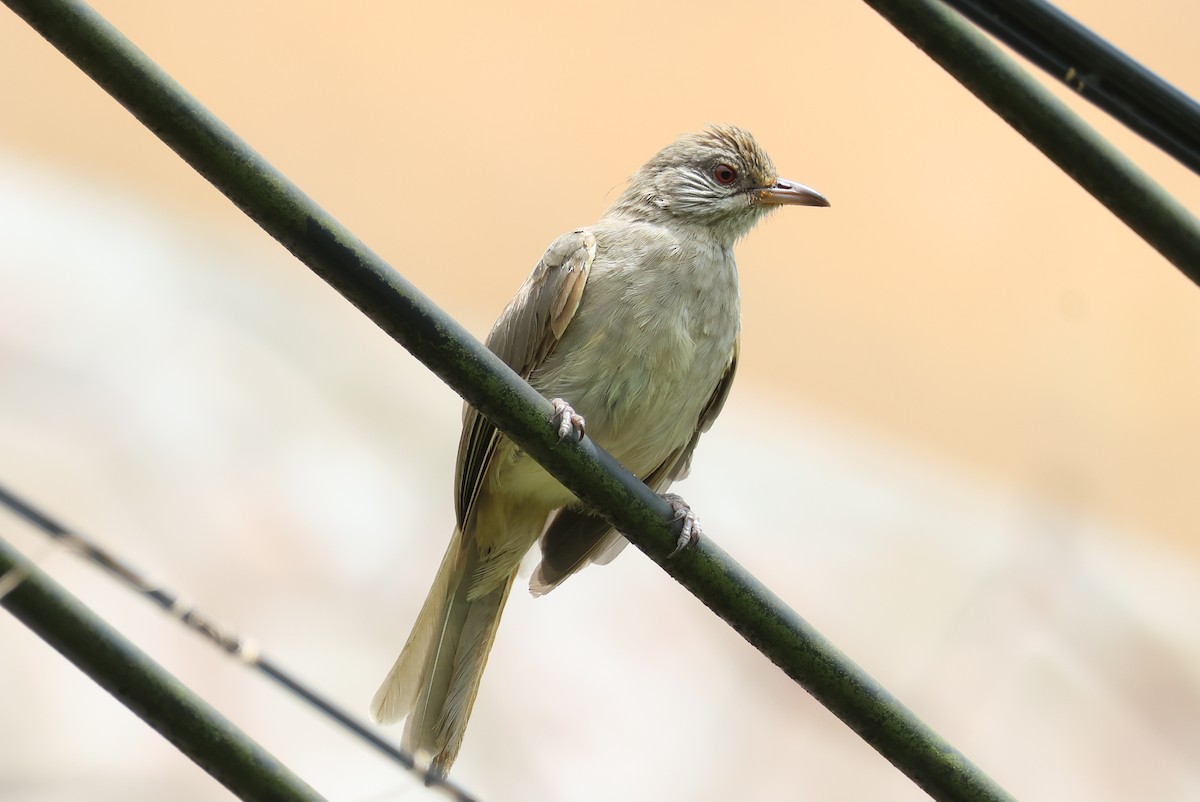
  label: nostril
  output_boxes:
[776,179,793,190]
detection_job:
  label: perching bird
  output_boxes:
[371,125,829,774]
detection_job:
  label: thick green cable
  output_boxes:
[0,537,329,802]
[3,1,1016,798]
[866,0,1200,282]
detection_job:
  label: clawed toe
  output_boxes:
[550,398,586,442]
[662,493,703,557]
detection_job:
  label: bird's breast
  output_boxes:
[533,235,740,477]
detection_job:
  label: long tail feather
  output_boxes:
[370,534,459,725]
[371,527,516,774]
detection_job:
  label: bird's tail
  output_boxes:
[371,526,515,775]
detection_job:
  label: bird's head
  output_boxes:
[608,124,829,243]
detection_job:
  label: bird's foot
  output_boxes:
[662,493,702,557]
[550,398,586,442]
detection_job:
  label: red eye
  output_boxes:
[713,164,738,185]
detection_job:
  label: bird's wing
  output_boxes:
[530,339,739,594]
[454,230,596,528]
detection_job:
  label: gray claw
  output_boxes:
[663,493,702,557]
[550,398,586,442]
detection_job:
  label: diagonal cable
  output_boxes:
[0,481,479,802]
[2,1,1016,799]
[0,535,330,802]
[862,0,1200,283]
[940,0,1200,176]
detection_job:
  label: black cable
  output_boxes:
[941,0,1200,176]
[865,0,1200,280]
[0,482,478,802]
[0,535,330,802]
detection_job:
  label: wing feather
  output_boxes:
[454,230,596,527]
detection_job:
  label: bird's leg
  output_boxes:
[662,493,702,557]
[549,398,586,442]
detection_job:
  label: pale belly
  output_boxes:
[496,297,737,508]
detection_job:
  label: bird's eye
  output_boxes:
[712,164,738,185]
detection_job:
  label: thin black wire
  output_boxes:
[0,481,478,802]
[0,535,332,802]
[941,0,1200,176]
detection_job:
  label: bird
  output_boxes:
[370,124,829,774]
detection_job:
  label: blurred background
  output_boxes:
[2,1,1199,800]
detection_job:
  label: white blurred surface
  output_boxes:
[2,154,1200,801]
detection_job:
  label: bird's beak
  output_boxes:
[753,178,830,208]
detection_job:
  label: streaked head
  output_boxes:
[609,124,829,242]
